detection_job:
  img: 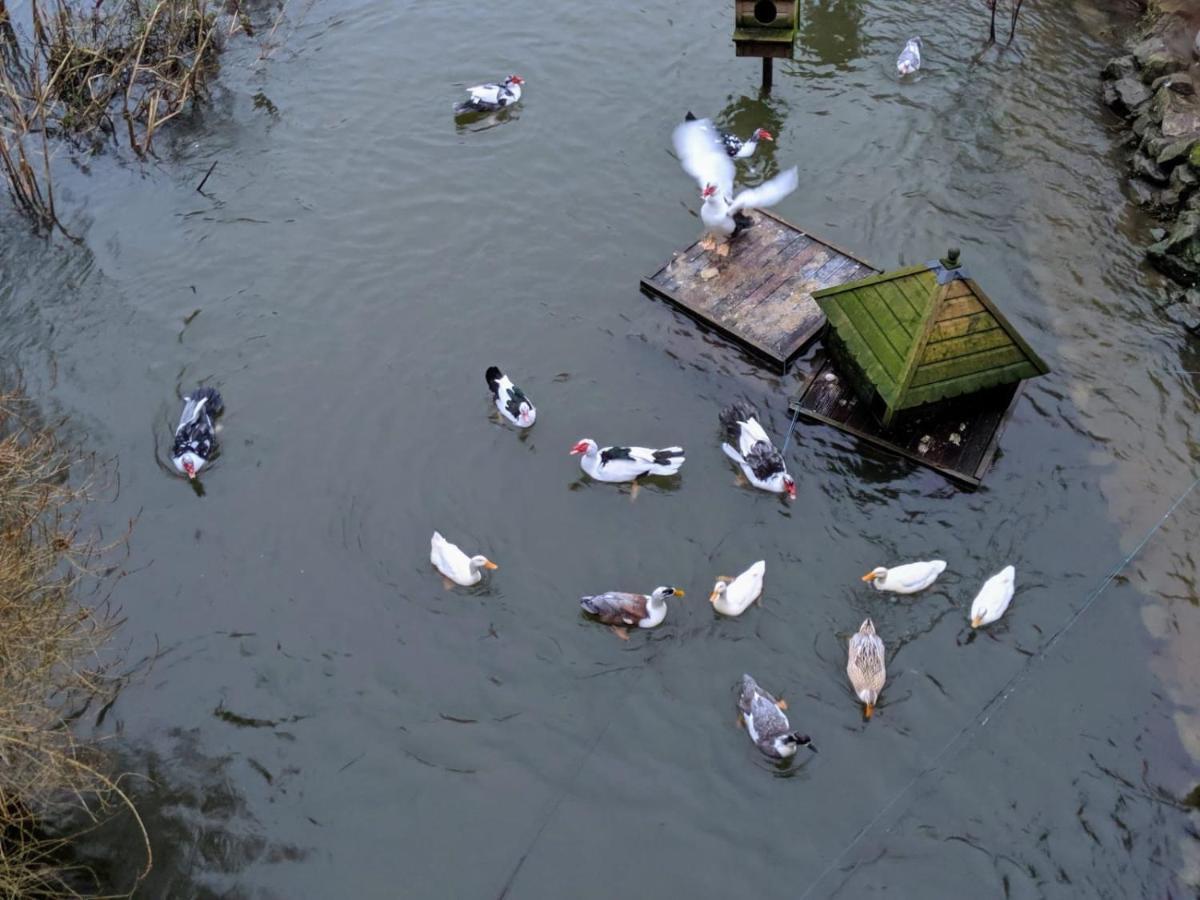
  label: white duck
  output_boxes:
[570,439,685,483]
[683,112,774,159]
[718,401,795,499]
[897,37,922,75]
[454,75,524,114]
[430,531,498,587]
[970,565,1015,628]
[673,117,798,256]
[485,366,535,427]
[710,560,766,616]
[737,674,816,760]
[862,560,947,594]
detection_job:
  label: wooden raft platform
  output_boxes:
[791,357,1022,488]
[639,211,878,372]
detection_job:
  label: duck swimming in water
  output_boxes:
[485,366,535,428]
[737,674,815,760]
[862,560,947,594]
[172,386,223,479]
[718,401,795,499]
[709,560,766,617]
[683,112,774,159]
[897,37,922,75]
[454,74,524,114]
[579,586,684,639]
[970,565,1015,628]
[430,531,498,587]
[847,618,886,720]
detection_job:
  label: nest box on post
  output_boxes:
[733,0,798,59]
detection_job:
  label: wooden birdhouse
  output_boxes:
[811,249,1050,427]
[733,0,798,59]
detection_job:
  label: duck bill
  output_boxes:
[863,703,874,720]
[708,591,720,605]
[484,561,499,570]
[861,571,877,582]
[673,589,686,597]
[970,616,982,628]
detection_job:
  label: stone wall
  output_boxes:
[1103,7,1200,331]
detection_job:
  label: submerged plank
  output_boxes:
[640,211,878,372]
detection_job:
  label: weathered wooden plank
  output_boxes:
[919,326,1012,364]
[942,280,975,300]
[928,315,997,342]
[838,297,905,385]
[792,359,1020,488]
[936,295,985,320]
[911,346,1028,387]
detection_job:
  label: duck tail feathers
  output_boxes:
[719,401,758,440]
[485,366,503,395]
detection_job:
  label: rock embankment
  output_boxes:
[1103,6,1200,332]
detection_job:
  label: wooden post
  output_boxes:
[761,56,773,91]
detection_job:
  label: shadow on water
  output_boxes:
[795,0,866,67]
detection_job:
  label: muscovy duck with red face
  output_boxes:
[454,75,524,114]
[570,439,685,483]
[684,112,774,159]
[718,401,795,499]
[172,386,223,479]
[485,366,535,428]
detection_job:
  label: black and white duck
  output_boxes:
[172,386,223,479]
[684,112,774,159]
[718,401,795,499]
[454,75,524,114]
[485,366,535,428]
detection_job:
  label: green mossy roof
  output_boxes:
[812,259,1049,420]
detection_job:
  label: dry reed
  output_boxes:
[0,386,149,897]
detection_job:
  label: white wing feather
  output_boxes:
[467,83,502,104]
[729,167,799,215]
[737,418,771,456]
[673,119,735,199]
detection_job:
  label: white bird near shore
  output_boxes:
[970,565,1015,628]
[862,560,946,594]
[897,37,922,75]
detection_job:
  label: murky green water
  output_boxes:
[3,0,1200,896]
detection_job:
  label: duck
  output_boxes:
[737,674,816,760]
[709,560,766,616]
[684,112,774,159]
[718,401,795,499]
[172,386,223,479]
[570,439,685,483]
[454,74,524,114]
[579,586,684,639]
[897,37,922,75]
[846,618,886,720]
[430,531,498,587]
[673,117,798,256]
[970,565,1015,628]
[485,366,535,428]
[862,560,947,594]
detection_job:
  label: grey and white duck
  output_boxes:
[737,674,816,760]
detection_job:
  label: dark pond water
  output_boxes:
[3,0,1200,896]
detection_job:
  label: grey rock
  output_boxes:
[1108,75,1152,117]
[1133,34,1169,69]
[1162,299,1200,331]
[1130,178,1159,208]
[1171,163,1199,192]
[1195,29,1200,61]
[1142,51,1184,83]
[1103,55,1136,81]
[1133,149,1170,184]
[1151,227,1168,241]
[1161,93,1200,138]
[1151,72,1196,96]
[1155,186,1184,211]
[1147,210,1200,286]
[1139,128,1172,165]
[1132,112,1155,139]
[1157,137,1200,167]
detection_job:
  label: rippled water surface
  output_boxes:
[3,0,1200,896]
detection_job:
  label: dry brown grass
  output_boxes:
[0,386,149,897]
[0,0,224,235]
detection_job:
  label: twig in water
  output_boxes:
[196,160,216,193]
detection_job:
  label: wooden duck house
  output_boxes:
[734,0,798,58]
[793,249,1050,487]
